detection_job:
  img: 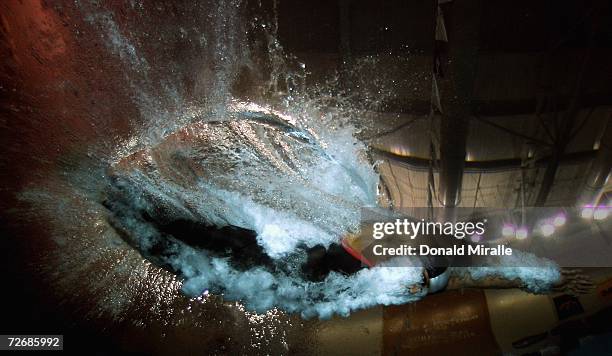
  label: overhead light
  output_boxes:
[470,233,482,243]
[553,213,566,227]
[581,206,594,219]
[540,223,555,237]
[516,227,528,240]
[389,145,411,157]
[594,207,609,221]
[502,224,515,237]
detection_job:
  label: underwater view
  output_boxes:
[2,0,612,354]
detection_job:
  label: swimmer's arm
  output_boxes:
[446,272,519,290]
[444,268,594,295]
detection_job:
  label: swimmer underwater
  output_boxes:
[102,111,593,317]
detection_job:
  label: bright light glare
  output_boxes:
[553,214,566,227]
[581,207,594,219]
[594,207,609,221]
[502,224,515,237]
[470,233,482,243]
[516,227,528,240]
[540,223,555,237]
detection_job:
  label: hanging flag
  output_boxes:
[435,6,448,42]
[432,74,443,113]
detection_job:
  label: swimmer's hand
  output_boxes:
[552,268,595,295]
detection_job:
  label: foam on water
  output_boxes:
[176,247,426,319]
